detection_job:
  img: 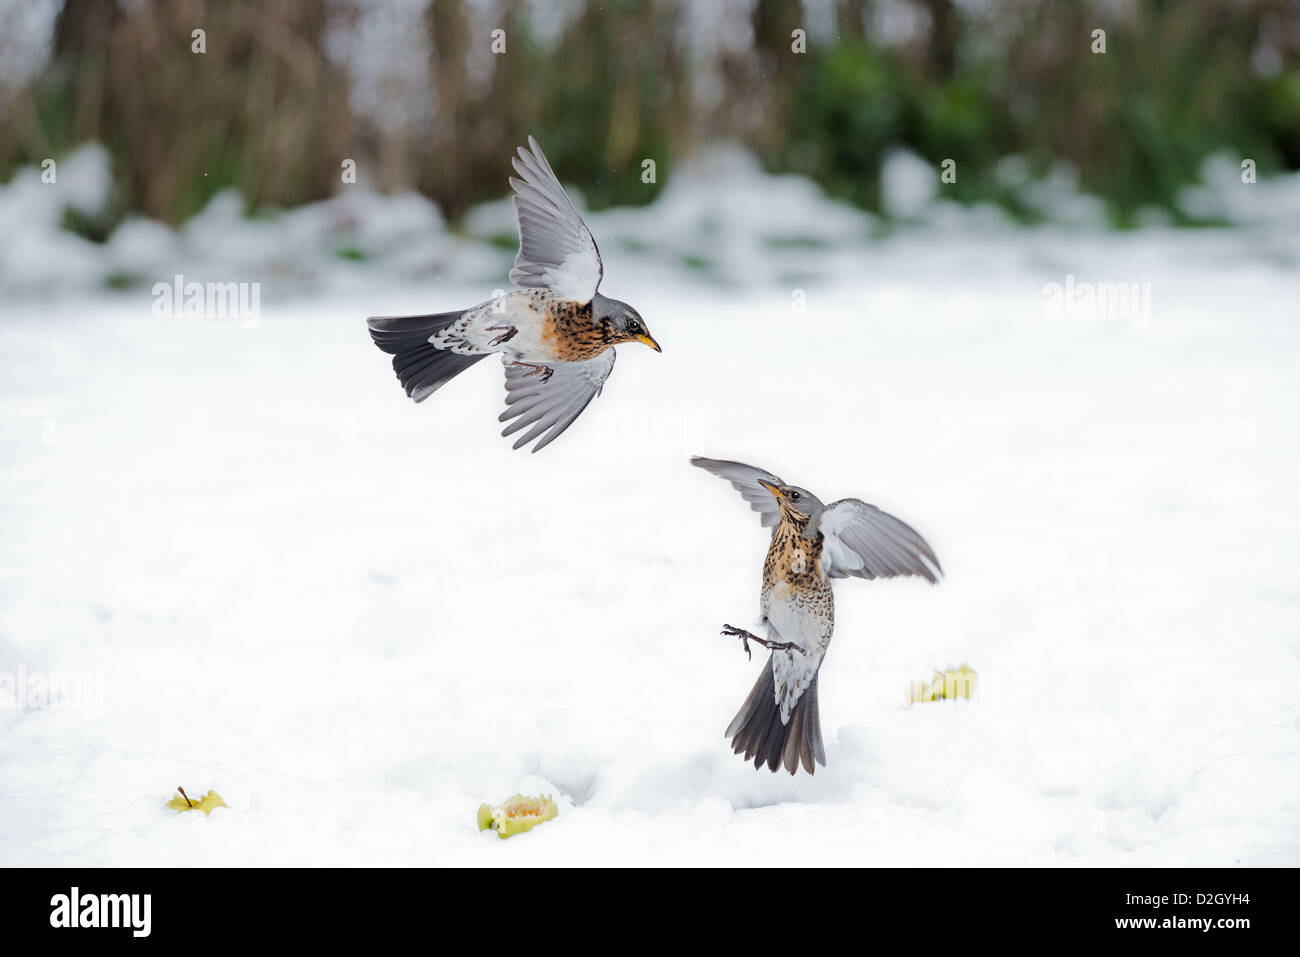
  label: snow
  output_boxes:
[1,149,1299,866]
[880,148,938,220]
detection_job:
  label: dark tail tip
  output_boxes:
[726,657,826,776]
[366,311,486,402]
[367,311,461,355]
[390,344,486,402]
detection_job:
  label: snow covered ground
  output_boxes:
[1,152,1298,865]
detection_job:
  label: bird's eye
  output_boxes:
[789,490,801,500]
[629,321,642,335]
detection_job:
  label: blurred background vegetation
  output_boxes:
[0,0,1296,233]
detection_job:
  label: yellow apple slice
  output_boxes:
[166,786,229,815]
[477,793,558,839]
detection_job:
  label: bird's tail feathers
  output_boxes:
[366,312,486,402]
[726,654,826,775]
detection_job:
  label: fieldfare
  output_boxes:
[367,136,661,452]
[692,456,943,775]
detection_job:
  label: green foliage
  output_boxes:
[0,0,1294,231]
[786,7,1296,226]
[61,206,112,243]
[102,270,138,290]
[783,42,903,211]
[1,0,349,229]
[1262,69,1300,167]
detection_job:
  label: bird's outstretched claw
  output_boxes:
[488,325,518,346]
[509,360,555,383]
[721,623,807,660]
[721,624,754,659]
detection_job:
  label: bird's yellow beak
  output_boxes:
[635,333,662,353]
[758,479,785,500]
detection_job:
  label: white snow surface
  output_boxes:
[1,151,1299,866]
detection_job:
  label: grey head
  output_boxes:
[591,292,661,352]
[757,479,827,529]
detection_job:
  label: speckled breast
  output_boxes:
[543,302,612,362]
[761,523,834,623]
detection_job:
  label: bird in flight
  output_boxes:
[367,136,661,452]
[691,456,943,775]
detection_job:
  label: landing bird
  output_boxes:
[367,136,661,452]
[692,456,943,775]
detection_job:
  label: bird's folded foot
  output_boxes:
[721,624,807,660]
[509,360,554,382]
[488,325,519,346]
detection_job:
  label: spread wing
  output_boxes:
[499,352,616,452]
[818,498,943,583]
[508,135,603,303]
[690,456,786,528]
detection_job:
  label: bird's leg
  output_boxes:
[720,624,807,660]
[487,325,518,346]
[507,360,554,383]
